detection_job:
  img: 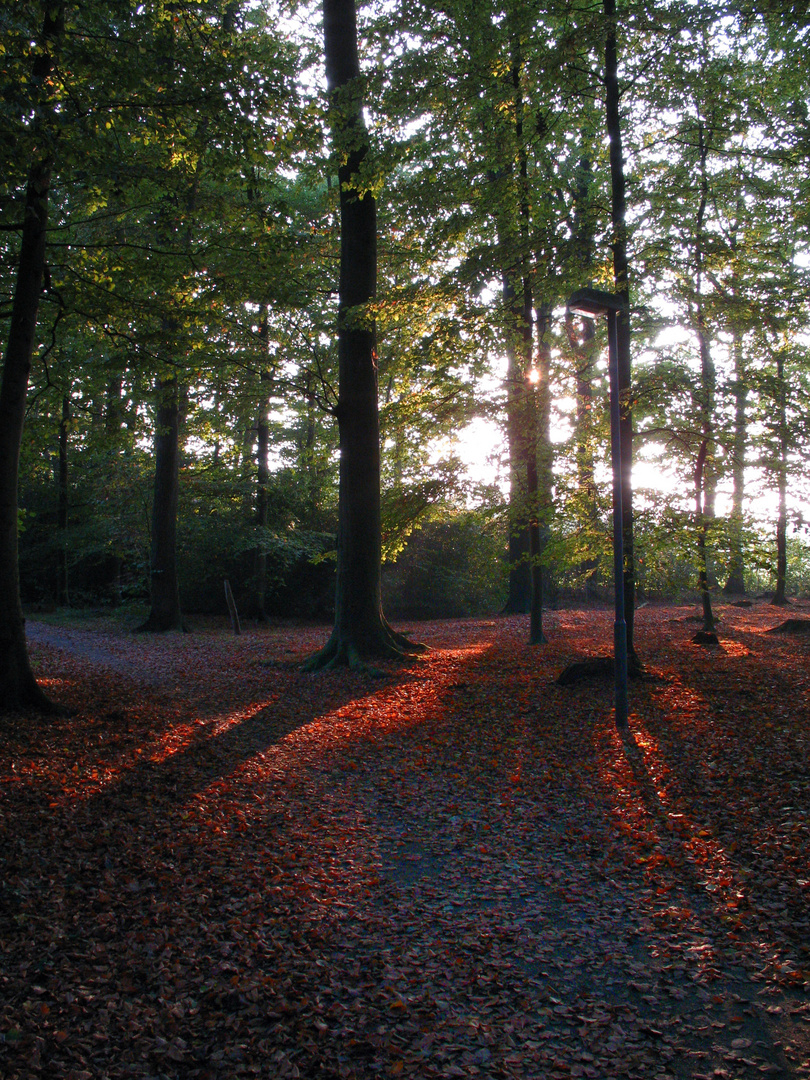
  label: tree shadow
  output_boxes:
[607,607,810,981]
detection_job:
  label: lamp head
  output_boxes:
[567,287,626,319]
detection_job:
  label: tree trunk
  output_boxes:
[138,377,185,632]
[772,350,789,606]
[724,329,747,594]
[57,393,70,607]
[774,487,788,606]
[536,302,555,580]
[512,51,545,643]
[253,368,271,622]
[104,373,125,603]
[502,273,531,615]
[0,158,60,711]
[695,440,716,632]
[305,0,422,669]
[604,0,637,666]
[0,6,63,712]
[692,118,719,626]
[569,142,600,598]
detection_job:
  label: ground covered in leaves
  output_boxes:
[2,602,810,1079]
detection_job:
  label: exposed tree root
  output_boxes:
[557,652,644,686]
[556,656,614,686]
[303,620,427,673]
[1,627,71,716]
[1,674,70,717]
[766,618,810,636]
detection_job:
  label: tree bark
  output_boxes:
[693,118,717,629]
[253,366,271,623]
[305,0,422,669]
[501,268,531,615]
[695,440,716,632]
[511,49,545,643]
[138,377,185,632]
[772,350,789,605]
[57,393,70,607]
[604,0,637,666]
[0,5,64,712]
[569,143,600,598]
[724,328,747,594]
[535,302,555,620]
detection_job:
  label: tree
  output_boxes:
[0,2,64,712]
[603,0,638,664]
[138,375,185,631]
[305,0,423,669]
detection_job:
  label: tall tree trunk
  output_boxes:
[695,440,716,632]
[104,373,125,603]
[511,48,545,643]
[253,367,271,623]
[604,0,637,666]
[0,5,63,712]
[694,118,717,629]
[569,312,600,596]
[57,393,70,607]
[569,143,600,597]
[298,369,322,523]
[502,269,531,615]
[490,158,529,615]
[695,321,718,633]
[305,0,422,669]
[138,377,185,632]
[772,350,789,606]
[535,302,555,613]
[724,328,748,594]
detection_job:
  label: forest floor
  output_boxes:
[2,601,810,1080]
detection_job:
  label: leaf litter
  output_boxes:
[1,602,809,1079]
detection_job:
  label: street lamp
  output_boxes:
[567,287,628,732]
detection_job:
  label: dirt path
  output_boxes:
[26,619,165,682]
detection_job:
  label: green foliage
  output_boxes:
[383,508,507,618]
[7,0,810,628]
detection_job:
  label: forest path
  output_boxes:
[26,619,171,686]
[4,609,809,1079]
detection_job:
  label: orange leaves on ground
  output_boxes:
[1,603,809,1079]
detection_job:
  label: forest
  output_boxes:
[2,0,810,701]
[2,4,810,1077]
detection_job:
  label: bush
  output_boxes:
[383,511,506,619]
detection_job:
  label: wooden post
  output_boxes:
[224,579,241,636]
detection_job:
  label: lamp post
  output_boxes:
[567,287,628,732]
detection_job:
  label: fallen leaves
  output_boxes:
[0,602,809,1078]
